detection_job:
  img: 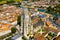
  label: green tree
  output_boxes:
[0,0,2,2]
[17,15,21,26]
[54,4,60,14]
[46,6,52,12]
[6,0,15,4]
[50,0,55,2]
[11,27,17,34]
[46,5,60,16]
[22,36,27,40]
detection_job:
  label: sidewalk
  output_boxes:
[0,30,11,36]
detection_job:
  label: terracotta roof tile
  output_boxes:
[32,17,40,24]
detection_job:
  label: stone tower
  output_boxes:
[21,7,31,37]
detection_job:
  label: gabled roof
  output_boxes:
[32,17,40,24]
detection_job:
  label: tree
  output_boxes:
[15,0,22,2]
[17,15,21,26]
[6,0,15,4]
[0,0,2,2]
[47,6,52,12]
[54,4,60,14]
[16,2,21,7]
[11,27,17,34]
[50,0,55,2]
[58,1,60,2]
[46,5,60,16]
[22,36,27,40]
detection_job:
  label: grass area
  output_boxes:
[0,1,7,4]
[0,0,22,5]
[15,0,22,2]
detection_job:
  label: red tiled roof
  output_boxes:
[32,17,40,24]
